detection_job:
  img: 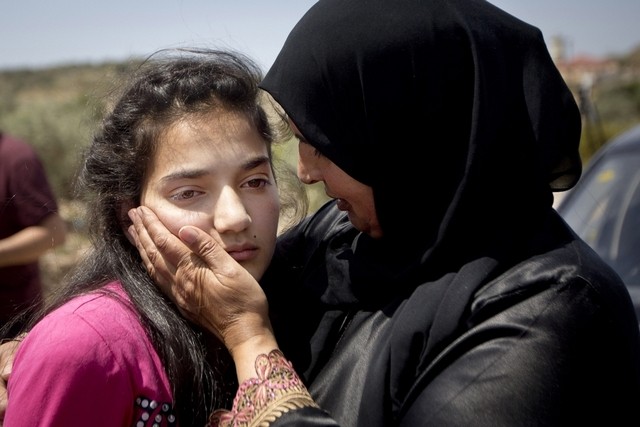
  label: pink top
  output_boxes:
[5,281,176,426]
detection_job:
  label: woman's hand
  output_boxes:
[127,206,276,363]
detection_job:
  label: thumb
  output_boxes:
[177,225,204,247]
[178,225,237,272]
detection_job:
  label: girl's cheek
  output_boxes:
[156,209,207,236]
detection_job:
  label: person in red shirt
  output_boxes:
[0,132,67,338]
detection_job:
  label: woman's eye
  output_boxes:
[300,140,322,158]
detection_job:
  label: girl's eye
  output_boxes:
[170,189,201,201]
[313,148,322,158]
[244,178,269,189]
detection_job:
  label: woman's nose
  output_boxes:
[213,186,251,233]
[297,143,321,185]
[297,160,317,184]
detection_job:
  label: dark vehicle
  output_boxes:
[555,124,640,324]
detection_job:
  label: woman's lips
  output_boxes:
[336,198,350,211]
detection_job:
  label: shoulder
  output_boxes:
[8,282,173,425]
[266,201,355,292]
[483,237,626,300]
[275,201,355,259]
[280,201,350,239]
[427,241,640,422]
[472,237,638,341]
[0,134,50,197]
[0,134,39,166]
[16,283,151,372]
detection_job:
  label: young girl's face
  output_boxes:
[140,110,280,281]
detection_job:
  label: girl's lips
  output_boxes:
[228,247,258,262]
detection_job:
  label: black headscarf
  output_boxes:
[259,7,640,422]
[262,0,580,276]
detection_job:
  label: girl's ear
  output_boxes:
[119,199,137,245]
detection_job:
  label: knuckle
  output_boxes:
[154,233,171,252]
[145,263,156,279]
[197,238,217,258]
[146,246,160,265]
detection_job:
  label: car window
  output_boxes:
[611,168,640,285]
[561,151,640,285]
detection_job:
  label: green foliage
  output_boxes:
[0,63,134,199]
[3,96,92,197]
[596,80,640,124]
[538,44,640,163]
[578,76,640,162]
[1,55,638,288]
[1,55,639,208]
[272,134,329,215]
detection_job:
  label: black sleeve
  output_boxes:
[398,277,640,426]
[271,406,340,426]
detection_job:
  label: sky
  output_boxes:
[2,0,639,72]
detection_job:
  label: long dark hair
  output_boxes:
[20,48,280,425]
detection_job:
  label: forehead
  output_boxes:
[164,110,266,150]
[146,110,270,174]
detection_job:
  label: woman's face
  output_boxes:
[290,120,383,238]
[140,110,280,281]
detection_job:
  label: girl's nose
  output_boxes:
[213,186,251,233]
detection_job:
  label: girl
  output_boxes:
[3,48,304,426]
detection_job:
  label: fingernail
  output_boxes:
[179,226,197,245]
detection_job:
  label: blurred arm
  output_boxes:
[0,213,67,267]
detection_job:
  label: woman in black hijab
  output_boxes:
[127,0,640,425]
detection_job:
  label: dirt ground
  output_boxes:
[39,200,90,297]
[40,229,89,297]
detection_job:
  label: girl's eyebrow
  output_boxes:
[159,168,209,183]
[243,155,271,171]
[159,155,271,183]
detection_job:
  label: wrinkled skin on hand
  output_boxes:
[127,206,274,357]
[0,339,20,426]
